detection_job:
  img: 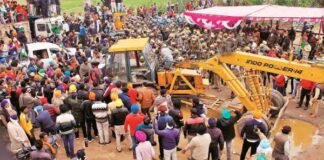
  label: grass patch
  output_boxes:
[17,0,185,13]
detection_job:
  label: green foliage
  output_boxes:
[249,0,264,5]
[275,0,292,5]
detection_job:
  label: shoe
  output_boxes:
[88,139,93,143]
[117,148,122,152]
[106,141,111,144]
[176,147,182,151]
[303,107,308,110]
[296,105,302,108]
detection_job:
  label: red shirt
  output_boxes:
[124,113,145,136]
[274,75,285,87]
[169,9,174,17]
[128,88,138,104]
[300,79,315,90]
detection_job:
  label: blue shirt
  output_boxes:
[79,26,87,36]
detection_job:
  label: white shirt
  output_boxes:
[185,133,211,160]
[62,23,69,32]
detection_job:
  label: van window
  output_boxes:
[37,24,46,32]
[50,48,60,54]
[33,49,49,59]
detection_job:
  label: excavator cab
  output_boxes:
[108,38,157,86]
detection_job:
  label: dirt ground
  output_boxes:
[53,85,324,160]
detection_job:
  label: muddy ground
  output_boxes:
[1,85,323,160]
[53,86,324,160]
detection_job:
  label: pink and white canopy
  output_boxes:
[184,5,324,30]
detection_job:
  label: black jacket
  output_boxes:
[216,110,242,141]
[81,100,95,120]
[111,107,129,126]
[240,119,267,141]
[64,95,84,122]
[168,108,183,128]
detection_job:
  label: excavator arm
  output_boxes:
[176,52,324,111]
[219,52,324,83]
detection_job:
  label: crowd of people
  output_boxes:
[0,0,28,24]
[0,0,323,160]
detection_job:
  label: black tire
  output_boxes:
[237,111,271,137]
[269,90,285,117]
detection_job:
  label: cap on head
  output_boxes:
[89,91,96,101]
[208,118,217,128]
[69,84,77,93]
[115,99,123,108]
[131,104,140,114]
[158,105,168,113]
[54,90,62,98]
[135,130,147,142]
[221,108,231,120]
[110,92,118,101]
[34,105,43,112]
[1,99,9,108]
[282,125,292,134]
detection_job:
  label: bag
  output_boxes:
[256,153,268,160]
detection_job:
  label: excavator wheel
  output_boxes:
[236,111,271,137]
[269,89,286,117]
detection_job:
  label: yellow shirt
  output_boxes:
[19,113,33,136]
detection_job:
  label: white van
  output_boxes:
[34,16,64,38]
[19,42,61,69]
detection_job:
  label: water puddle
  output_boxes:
[271,118,320,156]
[180,105,320,158]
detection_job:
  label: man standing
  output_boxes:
[41,0,49,17]
[7,114,31,154]
[91,92,110,144]
[156,105,174,159]
[138,82,155,119]
[216,108,241,160]
[56,104,76,158]
[182,123,211,160]
[183,108,204,142]
[154,120,180,160]
[168,99,184,151]
[81,92,98,142]
[64,85,85,139]
[111,99,131,151]
[124,104,145,158]
[240,110,267,160]
[119,87,132,111]
[272,126,292,160]
[309,83,323,118]
[153,89,173,114]
[207,118,224,160]
[298,79,316,110]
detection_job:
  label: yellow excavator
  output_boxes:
[158,51,324,133]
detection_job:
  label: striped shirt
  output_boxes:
[92,101,109,123]
[56,113,76,135]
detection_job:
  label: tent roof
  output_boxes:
[186,5,324,22]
